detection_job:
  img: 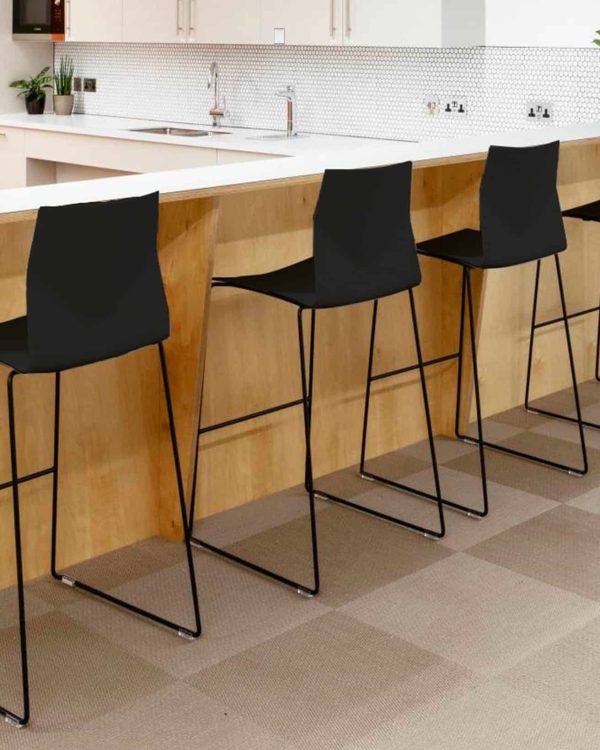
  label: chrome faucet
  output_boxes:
[275,85,298,137]
[208,62,226,128]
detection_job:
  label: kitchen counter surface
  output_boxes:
[0,112,398,157]
[1,114,600,220]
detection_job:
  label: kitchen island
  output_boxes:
[0,121,599,587]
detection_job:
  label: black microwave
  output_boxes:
[13,0,65,41]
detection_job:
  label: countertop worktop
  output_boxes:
[0,113,396,157]
[2,113,600,219]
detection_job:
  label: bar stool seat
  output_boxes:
[418,229,486,268]
[214,258,317,307]
[563,201,600,222]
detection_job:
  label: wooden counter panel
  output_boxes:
[0,139,599,586]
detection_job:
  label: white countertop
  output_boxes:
[0,112,396,158]
[1,113,600,218]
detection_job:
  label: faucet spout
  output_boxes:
[275,85,298,137]
[208,62,225,128]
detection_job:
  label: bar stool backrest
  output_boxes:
[313,161,421,308]
[26,192,170,371]
[480,141,567,268]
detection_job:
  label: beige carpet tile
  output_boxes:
[316,452,431,501]
[26,536,188,609]
[187,611,473,747]
[454,418,527,445]
[532,418,600,450]
[446,435,596,501]
[469,505,600,601]
[341,553,600,676]
[63,554,329,677]
[192,487,327,548]
[340,678,596,750]
[500,616,600,726]
[401,435,477,464]
[568,487,600,515]
[3,683,288,750]
[0,611,173,730]
[226,504,453,607]
[486,405,557,430]
[0,587,54,630]
[376,467,557,551]
[355,465,556,551]
[529,380,600,408]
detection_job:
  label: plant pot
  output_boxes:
[54,94,74,116]
[25,94,45,115]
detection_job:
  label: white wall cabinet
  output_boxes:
[193,0,261,44]
[260,0,342,45]
[63,0,600,48]
[260,0,484,47]
[485,0,598,48]
[123,0,186,43]
[66,0,123,42]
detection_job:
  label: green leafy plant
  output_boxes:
[9,66,53,101]
[54,57,75,96]
[594,30,600,46]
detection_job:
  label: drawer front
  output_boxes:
[0,128,25,154]
[24,130,218,173]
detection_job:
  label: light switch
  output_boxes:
[273,28,285,44]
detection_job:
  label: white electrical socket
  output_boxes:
[526,101,554,121]
[424,98,440,116]
[442,98,468,115]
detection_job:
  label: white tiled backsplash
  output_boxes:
[55,44,600,141]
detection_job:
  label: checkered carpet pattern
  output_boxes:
[2,383,600,748]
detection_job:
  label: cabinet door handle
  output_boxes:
[346,0,352,35]
[176,0,184,35]
[330,0,336,36]
[65,0,71,36]
[189,0,196,35]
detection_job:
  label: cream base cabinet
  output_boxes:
[192,0,261,44]
[485,0,598,47]
[260,0,342,45]
[123,0,187,43]
[66,0,123,42]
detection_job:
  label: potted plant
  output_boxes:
[54,57,75,116]
[9,66,53,115]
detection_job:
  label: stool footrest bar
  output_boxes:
[0,466,55,492]
[533,305,600,330]
[200,399,305,434]
[371,352,459,383]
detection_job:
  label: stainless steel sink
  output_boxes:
[129,127,231,137]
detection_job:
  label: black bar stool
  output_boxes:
[189,162,447,598]
[395,141,586,521]
[525,199,600,428]
[0,193,201,728]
